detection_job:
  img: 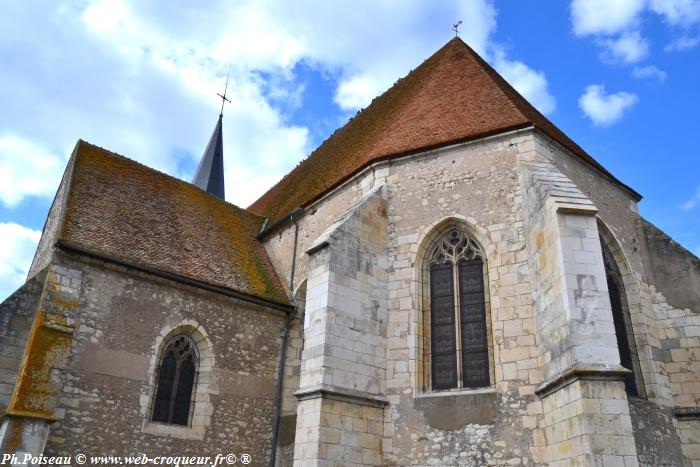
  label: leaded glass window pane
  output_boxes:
[428,229,489,391]
[151,335,198,425]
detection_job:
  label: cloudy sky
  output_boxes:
[1,0,699,300]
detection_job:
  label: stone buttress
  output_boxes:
[0,263,81,461]
[519,148,639,466]
[293,186,389,467]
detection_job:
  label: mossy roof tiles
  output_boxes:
[59,141,289,306]
[248,37,640,224]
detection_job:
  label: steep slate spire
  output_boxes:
[192,115,225,199]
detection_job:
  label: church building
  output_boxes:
[0,37,699,467]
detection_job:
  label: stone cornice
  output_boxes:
[535,364,631,398]
[294,385,389,408]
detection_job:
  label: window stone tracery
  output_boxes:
[152,334,198,426]
[426,228,490,391]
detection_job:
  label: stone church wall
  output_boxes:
[41,251,288,467]
[264,128,698,466]
[381,132,540,466]
[264,129,550,465]
[638,218,700,313]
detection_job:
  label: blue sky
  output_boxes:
[0,0,698,300]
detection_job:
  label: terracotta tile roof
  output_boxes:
[249,37,641,223]
[59,141,290,306]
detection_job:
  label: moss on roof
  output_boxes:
[59,141,289,306]
[249,37,640,224]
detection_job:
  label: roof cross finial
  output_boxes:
[217,65,232,117]
[452,20,462,37]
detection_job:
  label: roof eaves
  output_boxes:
[56,240,294,312]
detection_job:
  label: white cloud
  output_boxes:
[650,0,700,26]
[665,35,700,51]
[682,186,700,210]
[579,84,638,126]
[335,75,381,111]
[493,54,557,114]
[0,223,41,301]
[600,31,649,63]
[571,0,700,63]
[570,0,649,68]
[571,0,646,36]
[632,65,667,82]
[1,0,552,210]
[0,135,66,207]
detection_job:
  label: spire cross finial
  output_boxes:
[217,66,232,117]
[452,20,463,37]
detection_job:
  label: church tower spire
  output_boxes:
[192,71,231,200]
[192,115,225,199]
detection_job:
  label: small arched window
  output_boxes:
[151,335,198,425]
[428,229,489,390]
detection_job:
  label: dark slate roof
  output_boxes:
[249,37,641,224]
[192,115,225,199]
[58,140,289,306]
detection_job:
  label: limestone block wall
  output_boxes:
[381,133,546,466]
[294,396,384,467]
[638,217,699,313]
[41,251,288,466]
[266,131,550,465]
[628,397,686,467]
[633,220,700,410]
[541,378,637,466]
[677,418,700,466]
[644,286,700,407]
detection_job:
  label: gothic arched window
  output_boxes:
[151,335,198,425]
[428,229,490,390]
[600,238,641,397]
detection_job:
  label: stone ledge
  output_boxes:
[554,202,598,216]
[141,421,205,440]
[674,407,700,420]
[2,410,58,423]
[414,387,497,399]
[535,364,630,398]
[294,385,388,408]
